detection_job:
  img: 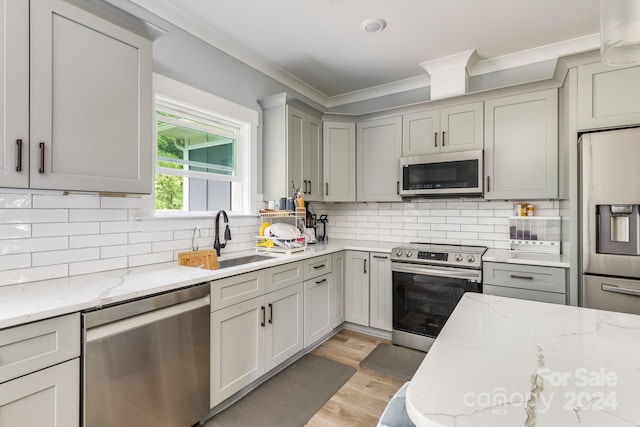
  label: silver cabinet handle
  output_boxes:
[511,275,534,280]
[39,142,45,173]
[373,255,388,260]
[602,283,640,297]
[316,278,327,285]
[16,139,23,172]
[434,132,438,147]
[325,182,329,196]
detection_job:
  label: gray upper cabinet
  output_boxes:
[578,62,640,131]
[357,116,402,202]
[261,96,323,201]
[323,121,356,202]
[484,89,558,200]
[402,102,483,156]
[27,0,153,193]
[0,0,29,189]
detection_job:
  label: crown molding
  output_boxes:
[127,0,602,110]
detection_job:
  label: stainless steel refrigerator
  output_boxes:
[580,127,640,314]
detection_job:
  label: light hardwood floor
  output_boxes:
[305,329,405,427]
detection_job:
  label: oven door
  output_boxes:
[391,262,481,352]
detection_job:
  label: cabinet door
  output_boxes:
[29,0,152,193]
[304,115,323,201]
[211,296,265,406]
[323,121,356,202]
[0,0,29,188]
[369,252,392,331]
[578,62,640,130]
[484,89,558,200]
[303,274,332,347]
[345,251,370,327]
[0,358,79,427]
[331,251,346,328]
[265,283,303,371]
[288,105,305,197]
[402,109,440,156]
[357,116,402,202]
[440,102,483,153]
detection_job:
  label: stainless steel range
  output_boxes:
[391,243,487,352]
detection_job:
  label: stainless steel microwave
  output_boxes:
[399,150,483,197]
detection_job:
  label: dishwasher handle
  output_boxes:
[85,295,210,343]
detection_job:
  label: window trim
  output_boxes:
[149,74,259,216]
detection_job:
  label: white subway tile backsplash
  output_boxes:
[0,209,68,224]
[0,264,68,286]
[32,222,100,237]
[100,196,144,209]
[100,220,142,233]
[129,231,174,244]
[69,209,128,222]
[33,248,100,267]
[69,233,128,249]
[0,224,31,239]
[128,251,173,267]
[1,237,68,255]
[0,253,31,271]
[70,257,127,276]
[101,243,151,259]
[0,193,32,209]
[32,194,99,209]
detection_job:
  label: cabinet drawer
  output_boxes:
[304,255,332,280]
[211,270,266,311]
[0,313,80,384]
[483,262,566,294]
[484,284,566,305]
[266,261,303,293]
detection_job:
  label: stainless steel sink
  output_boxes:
[217,254,274,269]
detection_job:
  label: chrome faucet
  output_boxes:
[213,210,231,257]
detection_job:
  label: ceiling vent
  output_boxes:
[420,50,478,100]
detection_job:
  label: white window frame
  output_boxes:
[150,74,259,216]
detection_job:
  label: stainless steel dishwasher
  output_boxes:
[82,284,210,427]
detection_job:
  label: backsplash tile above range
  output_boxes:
[0,192,259,287]
[313,200,561,247]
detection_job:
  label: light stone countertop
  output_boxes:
[483,249,570,268]
[406,293,640,427]
[0,239,395,330]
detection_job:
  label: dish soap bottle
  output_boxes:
[292,179,304,210]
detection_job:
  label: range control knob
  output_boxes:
[395,250,403,257]
[405,251,413,257]
[467,255,476,263]
[454,254,463,262]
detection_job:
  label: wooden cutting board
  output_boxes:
[178,249,219,270]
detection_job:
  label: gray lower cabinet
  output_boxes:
[304,273,333,347]
[369,252,392,332]
[331,251,346,328]
[0,313,80,426]
[345,251,370,326]
[483,262,567,304]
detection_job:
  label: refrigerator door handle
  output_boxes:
[601,283,640,297]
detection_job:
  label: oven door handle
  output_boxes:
[392,262,481,282]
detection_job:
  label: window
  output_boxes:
[153,75,258,215]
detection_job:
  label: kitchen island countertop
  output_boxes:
[406,293,640,426]
[0,239,395,330]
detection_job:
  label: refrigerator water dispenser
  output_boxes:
[597,205,640,256]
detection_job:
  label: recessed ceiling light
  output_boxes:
[361,17,387,33]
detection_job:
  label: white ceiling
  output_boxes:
[130,0,601,107]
